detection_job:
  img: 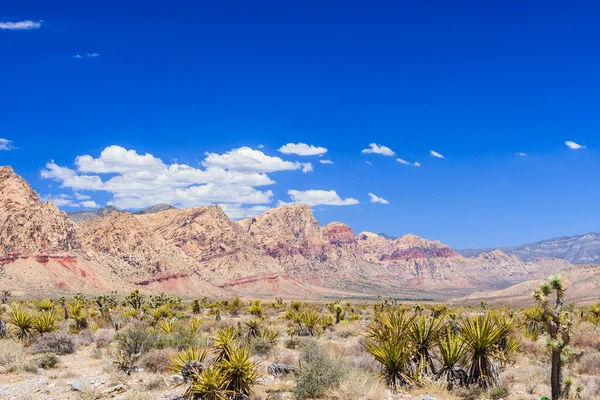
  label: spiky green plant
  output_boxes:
[8,304,34,341]
[244,319,261,338]
[363,307,419,392]
[36,299,54,311]
[247,300,264,318]
[301,310,323,337]
[409,315,445,376]
[68,300,88,332]
[186,366,232,400]
[189,317,202,335]
[213,326,239,362]
[33,310,59,335]
[259,327,280,344]
[157,318,177,335]
[168,347,209,377]
[334,303,344,324]
[218,346,259,399]
[459,313,508,388]
[435,333,467,390]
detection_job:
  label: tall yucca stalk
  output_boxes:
[8,304,34,341]
[409,315,445,375]
[459,313,507,388]
[219,346,259,399]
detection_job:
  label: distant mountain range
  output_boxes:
[0,165,573,299]
[456,233,600,265]
[67,204,177,222]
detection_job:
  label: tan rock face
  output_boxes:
[0,166,81,255]
[0,166,573,297]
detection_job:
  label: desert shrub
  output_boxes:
[140,349,172,373]
[145,376,166,391]
[34,332,77,355]
[325,369,387,400]
[75,329,96,346]
[455,386,484,400]
[571,331,600,351]
[113,324,154,373]
[295,339,347,399]
[22,363,39,374]
[94,329,114,348]
[154,326,198,350]
[248,300,265,318]
[575,353,600,375]
[34,353,60,369]
[248,337,274,356]
[488,385,510,399]
[0,339,23,367]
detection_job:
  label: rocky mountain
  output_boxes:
[68,206,119,223]
[134,204,177,215]
[68,204,177,222]
[0,166,577,299]
[457,232,600,265]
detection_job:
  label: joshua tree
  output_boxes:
[125,289,145,310]
[532,275,572,400]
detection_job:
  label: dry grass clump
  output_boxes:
[33,331,77,355]
[139,348,173,373]
[0,339,24,369]
[574,352,600,375]
[325,369,388,400]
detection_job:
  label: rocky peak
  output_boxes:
[69,206,119,222]
[321,222,356,245]
[0,166,81,255]
[134,203,177,215]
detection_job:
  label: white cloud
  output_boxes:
[258,144,264,149]
[74,193,91,200]
[0,20,41,30]
[565,141,586,150]
[203,147,308,173]
[41,194,100,209]
[41,145,312,219]
[319,159,334,164]
[515,152,528,157]
[430,150,445,159]
[368,193,389,204]
[278,143,328,156]
[414,162,421,167]
[361,143,395,156]
[365,161,372,166]
[76,145,165,173]
[0,138,14,151]
[73,54,83,59]
[86,53,100,58]
[286,189,359,206]
[396,158,410,165]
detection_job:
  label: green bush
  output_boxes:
[295,340,347,399]
[248,337,274,356]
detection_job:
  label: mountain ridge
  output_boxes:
[0,166,580,299]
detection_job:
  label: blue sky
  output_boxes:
[1,1,599,248]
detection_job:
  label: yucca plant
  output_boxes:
[33,310,59,335]
[213,326,239,362]
[435,333,467,390]
[186,366,232,400]
[333,303,344,324]
[189,317,202,335]
[68,301,88,332]
[36,299,54,311]
[244,319,261,338]
[301,310,323,337]
[259,327,280,344]
[363,307,420,392]
[8,304,34,341]
[587,304,600,325]
[219,346,259,399]
[247,300,264,318]
[157,318,177,335]
[409,315,445,375]
[169,346,209,385]
[459,313,507,388]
